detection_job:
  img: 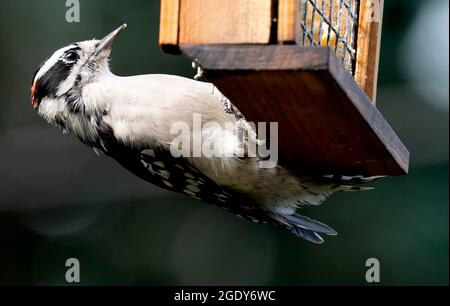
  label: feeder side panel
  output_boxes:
[179,0,273,44]
[159,0,181,52]
[278,0,298,43]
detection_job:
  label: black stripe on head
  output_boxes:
[32,47,81,105]
[32,60,72,103]
[31,57,49,86]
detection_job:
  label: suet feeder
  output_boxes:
[158,0,409,176]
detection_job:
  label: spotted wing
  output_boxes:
[98,135,274,224]
[97,133,337,243]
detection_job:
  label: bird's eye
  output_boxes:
[64,51,79,62]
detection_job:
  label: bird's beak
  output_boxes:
[93,23,127,55]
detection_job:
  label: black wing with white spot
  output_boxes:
[98,135,274,224]
[97,133,337,243]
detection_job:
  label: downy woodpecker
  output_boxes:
[31,24,380,243]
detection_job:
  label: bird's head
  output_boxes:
[30,24,127,110]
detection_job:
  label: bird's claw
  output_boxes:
[192,61,203,80]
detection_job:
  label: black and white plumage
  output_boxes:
[30,24,381,244]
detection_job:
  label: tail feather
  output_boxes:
[320,175,386,192]
[335,185,375,192]
[289,226,325,244]
[280,213,337,235]
[322,175,386,185]
[271,210,337,243]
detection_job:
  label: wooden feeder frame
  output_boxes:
[158,0,409,176]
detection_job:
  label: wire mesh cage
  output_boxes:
[297,0,359,74]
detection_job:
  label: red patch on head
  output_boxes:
[30,81,39,108]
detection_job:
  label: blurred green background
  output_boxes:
[0,0,448,285]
